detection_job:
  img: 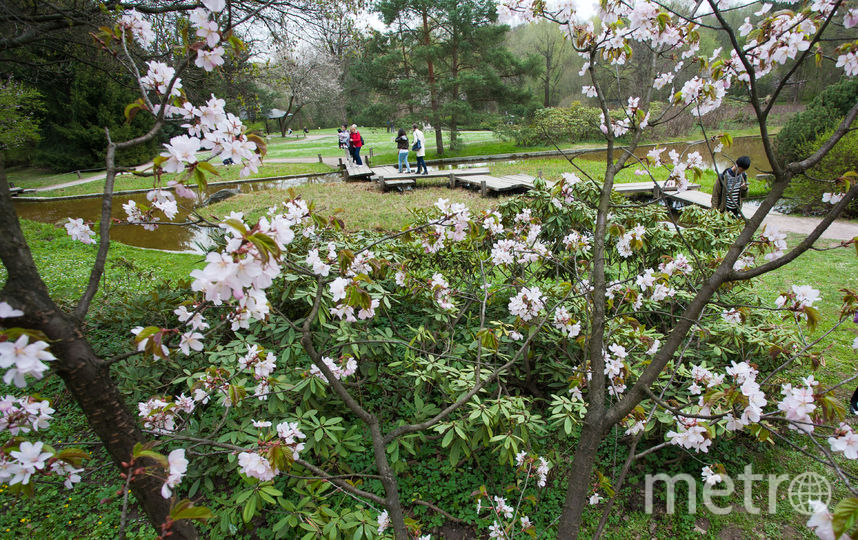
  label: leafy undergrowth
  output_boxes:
[1,210,854,539]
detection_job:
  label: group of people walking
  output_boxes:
[336,123,427,174]
[338,124,365,165]
[394,124,427,175]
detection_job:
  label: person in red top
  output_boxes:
[348,124,364,165]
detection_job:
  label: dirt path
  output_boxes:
[33,161,155,192]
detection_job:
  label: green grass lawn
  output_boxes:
[30,162,335,198]
[262,128,530,164]
[7,167,103,189]
[205,180,499,232]
[752,234,858,390]
[0,220,202,300]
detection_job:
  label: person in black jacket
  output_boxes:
[395,128,411,173]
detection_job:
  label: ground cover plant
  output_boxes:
[1,2,858,540]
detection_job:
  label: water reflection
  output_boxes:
[574,135,773,175]
[13,173,341,253]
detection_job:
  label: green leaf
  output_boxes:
[197,161,221,176]
[133,448,167,467]
[55,448,89,467]
[832,497,858,538]
[243,493,258,523]
[441,428,455,448]
[171,502,214,522]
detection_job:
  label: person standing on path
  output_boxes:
[712,155,750,217]
[349,124,364,165]
[395,128,411,173]
[338,125,349,149]
[412,123,427,175]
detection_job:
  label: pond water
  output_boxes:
[13,136,773,252]
[13,173,341,253]
[574,135,773,174]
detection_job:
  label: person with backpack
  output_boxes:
[712,155,750,217]
[395,128,411,173]
[412,123,427,175]
[348,124,364,165]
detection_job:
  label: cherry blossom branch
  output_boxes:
[759,319,848,386]
[763,2,842,117]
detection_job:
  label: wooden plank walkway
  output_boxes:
[452,173,541,196]
[667,190,756,219]
[373,166,490,181]
[374,167,492,192]
[614,181,700,195]
[340,151,373,179]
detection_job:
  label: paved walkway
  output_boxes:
[33,161,155,192]
[761,212,858,241]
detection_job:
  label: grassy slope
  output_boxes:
[0,220,202,300]
[7,167,103,189]
[205,180,499,232]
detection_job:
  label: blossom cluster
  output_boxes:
[0,441,82,489]
[0,334,55,388]
[775,285,821,312]
[422,198,472,254]
[515,451,552,487]
[310,355,358,383]
[508,287,545,322]
[616,224,645,258]
[161,449,188,498]
[64,218,95,245]
[777,375,820,433]
[236,421,307,480]
[138,395,195,434]
[0,394,53,436]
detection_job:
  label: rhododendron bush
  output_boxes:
[2,0,858,538]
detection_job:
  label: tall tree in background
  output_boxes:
[375,0,538,151]
[507,20,577,107]
[376,0,446,153]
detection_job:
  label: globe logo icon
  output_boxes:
[788,472,831,515]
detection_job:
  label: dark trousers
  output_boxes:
[350,147,362,165]
[415,156,427,173]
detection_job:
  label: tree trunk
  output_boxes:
[422,9,444,156]
[0,159,197,539]
[543,55,551,107]
[369,422,408,539]
[557,416,604,537]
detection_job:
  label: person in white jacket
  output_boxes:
[412,123,427,175]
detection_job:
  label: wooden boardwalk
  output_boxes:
[340,151,373,179]
[452,173,541,196]
[667,189,756,219]
[614,181,700,195]
[373,167,490,191]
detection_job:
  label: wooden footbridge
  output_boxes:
[340,156,751,215]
